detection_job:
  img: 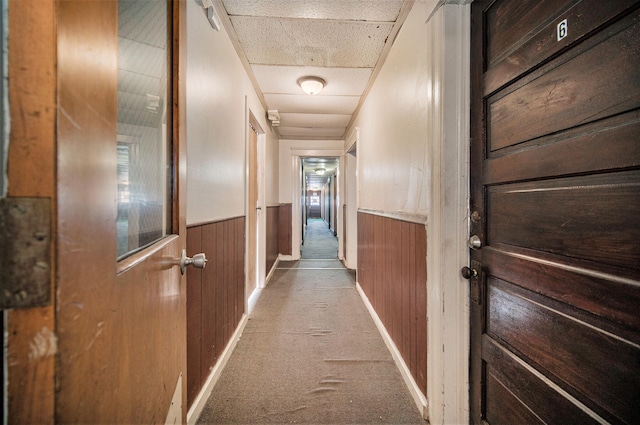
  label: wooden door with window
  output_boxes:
[55,0,188,422]
[469,1,640,423]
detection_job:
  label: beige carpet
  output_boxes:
[301,219,339,259]
[197,261,425,424]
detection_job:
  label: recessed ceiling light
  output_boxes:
[315,168,326,175]
[297,76,326,95]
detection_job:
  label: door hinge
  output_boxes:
[0,197,51,309]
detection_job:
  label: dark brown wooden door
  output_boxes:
[470,1,640,423]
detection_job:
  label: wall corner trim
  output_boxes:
[345,127,359,153]
[426,0,472,25]
[357,208,427,225]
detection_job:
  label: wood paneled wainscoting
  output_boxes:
[266,206,279,273]
[357,210,427,396]
[186,217,245,408]
[279,203,292,256]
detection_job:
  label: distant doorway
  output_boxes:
[291,150,343,261]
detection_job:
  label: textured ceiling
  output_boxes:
[217,0,413,140]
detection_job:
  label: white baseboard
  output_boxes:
[265,257,280,284]
[248,257,280,313]
[355,282,429,420]
[247,287,262,314]
[186,313,249,425]
[278,254,294,261]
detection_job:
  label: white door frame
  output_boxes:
[424,3,470,424]
[344,128,359,270]
[290,148,344,261]
[246,108,266,315]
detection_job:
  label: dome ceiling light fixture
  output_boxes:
[297,76,326,95]
[314,168,326,175]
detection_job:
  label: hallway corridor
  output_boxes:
[301,219,339,260]
[197,223,424,424]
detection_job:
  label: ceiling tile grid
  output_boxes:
[251,65,372,96]
[277,127,346,138]
[230,17,393,67]
[222,0,404,21]
[220,0,411,139]
[264,94,360,115]
[278,113,351,128]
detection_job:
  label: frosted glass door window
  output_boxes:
[117,0,172,259]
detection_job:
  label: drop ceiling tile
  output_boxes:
[218,1,413,141]
[222,0,404,22]
[279,113,351,128]
[252,65,372,96]
[229,16,393,67]
[264,94,360,114]
[277,126,346,138]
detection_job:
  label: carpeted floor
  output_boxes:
[301,219,339,259]
[196,260,425,424]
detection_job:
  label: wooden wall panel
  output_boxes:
[214,222,226,361]
[387,220,402,348]
[373,214,385,321]
[278,203,292,256]
[186,226,202,407]
[401,223,416,377]
[266,206,279,273]
[358,211,373,296]
[201,222,219,387]
[357,211,427,396]
[223,222,232,344]
[186,217,245,409]
[236,217,245,325]
[414,223,427,394]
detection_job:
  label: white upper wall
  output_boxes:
[186,1,278,224]
[348,0,431,216]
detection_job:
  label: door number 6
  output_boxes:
[557,19,568,41]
